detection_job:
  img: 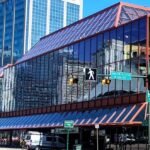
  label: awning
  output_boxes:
[0,103,146,130]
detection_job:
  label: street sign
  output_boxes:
[64,120,74,129]
[146,90,150,102]
[64,120,74,150]
[111,71,131,80]
[84,68,97,81]
[95,124,99,129]
[55,127,79,134]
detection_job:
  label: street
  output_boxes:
[0,144,148,150]
[0,148,25,150]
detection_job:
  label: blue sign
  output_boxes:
[111,71,131,80]
[146,90,150,103]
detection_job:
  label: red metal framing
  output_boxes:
[121,2,150,11]
[130,102,146,122]
[0,93,145,118]
[146,15,150,89]
[114,3,122,27]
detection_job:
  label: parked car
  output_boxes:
[118,133,135,144]
[135,136,148,144]
[126,134,135,144]
[24,131,65,150]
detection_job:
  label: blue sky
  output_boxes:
[83,0,150,17]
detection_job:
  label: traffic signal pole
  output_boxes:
[148,102,150,150]
[146,16,150,150]
[66,129,69,150]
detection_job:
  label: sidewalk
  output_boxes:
[0,148,26,150]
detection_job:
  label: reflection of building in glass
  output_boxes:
[2,65,15,112]
[0,2,150,113]
[0,0,83,66]
[93,39,124,75]
[0,3,149,144]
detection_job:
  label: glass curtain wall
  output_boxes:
[1,17,147,112]
[13,0,25,63]
[50,0,64,33]
[67,2,79,25]
[2,66,15,112]
[0,0,25,66]
[0,3,4,66]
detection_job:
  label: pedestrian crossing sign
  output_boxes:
[84,68,97,81]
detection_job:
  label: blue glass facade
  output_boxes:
[0,4,4,66]
[0,0,82,67]
[0,0,25,66]
[2,17,148,111]
[50,0,64,32]
[14,0,24,63]
[31,0,47,46]
[67,2,79,25]
[1,2,150,112]
[0,4,149,148]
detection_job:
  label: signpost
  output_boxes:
[95,124,99,150]
[146,89,150,149]
[64,120,74,150]
[64,120,74,128]
[55,127,79,134]
[111,71,131,80]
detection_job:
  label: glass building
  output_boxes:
[1,2,150,110]
[0,2,150,149]
[0,0,83,67]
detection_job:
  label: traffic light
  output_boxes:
[101,78,111,85]
[68,76,78,85]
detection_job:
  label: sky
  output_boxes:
[83,0,150,17]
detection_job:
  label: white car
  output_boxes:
[24,131,65,150]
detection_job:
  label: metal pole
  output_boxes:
[148,102,150,150]
[97,128,99,150]
[66,129,69,150]
[146,15,150,150]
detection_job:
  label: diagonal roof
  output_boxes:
[17,2,150,64]
[116,2,150,26]
[0,103,146,130]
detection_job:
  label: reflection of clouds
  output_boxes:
[125,35,129,39]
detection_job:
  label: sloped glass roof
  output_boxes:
[118,5,150,25]
[17,2,150,64]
